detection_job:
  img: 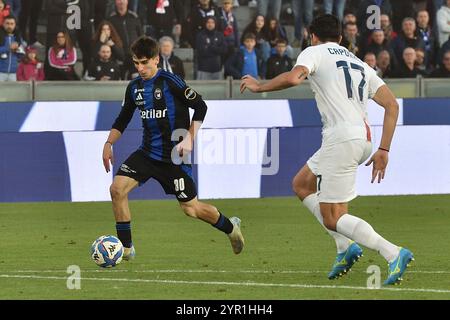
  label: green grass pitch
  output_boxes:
[0,195,449,300]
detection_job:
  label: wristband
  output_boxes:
[105,141,113,146]
[379,147,389,152]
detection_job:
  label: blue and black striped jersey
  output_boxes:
[112,69,207,163]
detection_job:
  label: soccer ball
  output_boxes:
[90,235,124,268]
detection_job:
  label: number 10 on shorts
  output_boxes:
[174,178,185,192]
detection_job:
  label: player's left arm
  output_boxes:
[178,95,207,156]
[365,84,399,183]
[168,78,207,156]
[240,65,309,93]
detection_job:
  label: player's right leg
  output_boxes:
[292,162,359,279]
[179,198,245,255]
[110,175,139,260]
[317,140,414,285]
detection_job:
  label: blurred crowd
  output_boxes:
[1,0,450,82]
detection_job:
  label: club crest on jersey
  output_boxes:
[154,88,162,100]
[184,87,197,100]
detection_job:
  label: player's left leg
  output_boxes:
[179,198,244,254]
[158,161,244,254]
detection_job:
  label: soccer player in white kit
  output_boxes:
[240,15,414,285]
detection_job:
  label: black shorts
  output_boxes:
[116,150,197,202]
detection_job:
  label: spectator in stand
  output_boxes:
[291,0,314,48]
[0,15,25,81]
[16,45,45,81]
[416,9,439,69]
[242,14,271,62]
[437,0,450,47]
[257,0,282,20]
[92,21,125,65]
[363,52,377,70]
[340,22,361,57]
[158,35,185,78]
[430,50,450,77]
[265,38,293,79]
[217,0,239,61]
[266,16,289,48]
[182,0,219,48]
[146,0,184,40]
[392,47,426,78]
[415,47,432,76]
[0,0,10,27]
[391,17,426,65]
[195,16,227,80]
[364,29,397,69]
[380,13,397,43]
[225,32,264,80]
[46,31,79,80]
[376,49,393,78]
[323,0,346,22]
[108,0,143,79]
[4,0,19,20]
[85,44,121,80]
[18,0,44,47]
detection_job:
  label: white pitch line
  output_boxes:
[6,269,450,275]
[1,274,450,294]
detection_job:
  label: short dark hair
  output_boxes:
[242,32,256,41]
[310,14,342,42]
[275,38,288,46]
[4,15,17,22]
[130,36,159,59]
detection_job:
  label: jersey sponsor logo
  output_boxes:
[184,87,197,100]
[140,108,167,119]
[154,88,162,100]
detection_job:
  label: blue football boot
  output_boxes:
[328,242,363,280]
[384,247,414,285]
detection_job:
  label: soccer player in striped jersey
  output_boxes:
[102,36,244,260]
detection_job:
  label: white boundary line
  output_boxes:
[1,274,450,294]
[4,269,450,274]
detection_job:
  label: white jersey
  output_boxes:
[295,42,385,145]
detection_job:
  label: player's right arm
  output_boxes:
[240,46,318,93]
[240,65,309,93]
[365,84,399,183]
[103,84,136,173]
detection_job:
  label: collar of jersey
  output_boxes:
[140,68,162,82]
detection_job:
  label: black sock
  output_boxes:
[212,212,234,234]
[116,221,132,248]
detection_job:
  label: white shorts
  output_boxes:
[307,139,373,203]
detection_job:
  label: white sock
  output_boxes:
[303,194,352,253]
[336,214,400,262]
